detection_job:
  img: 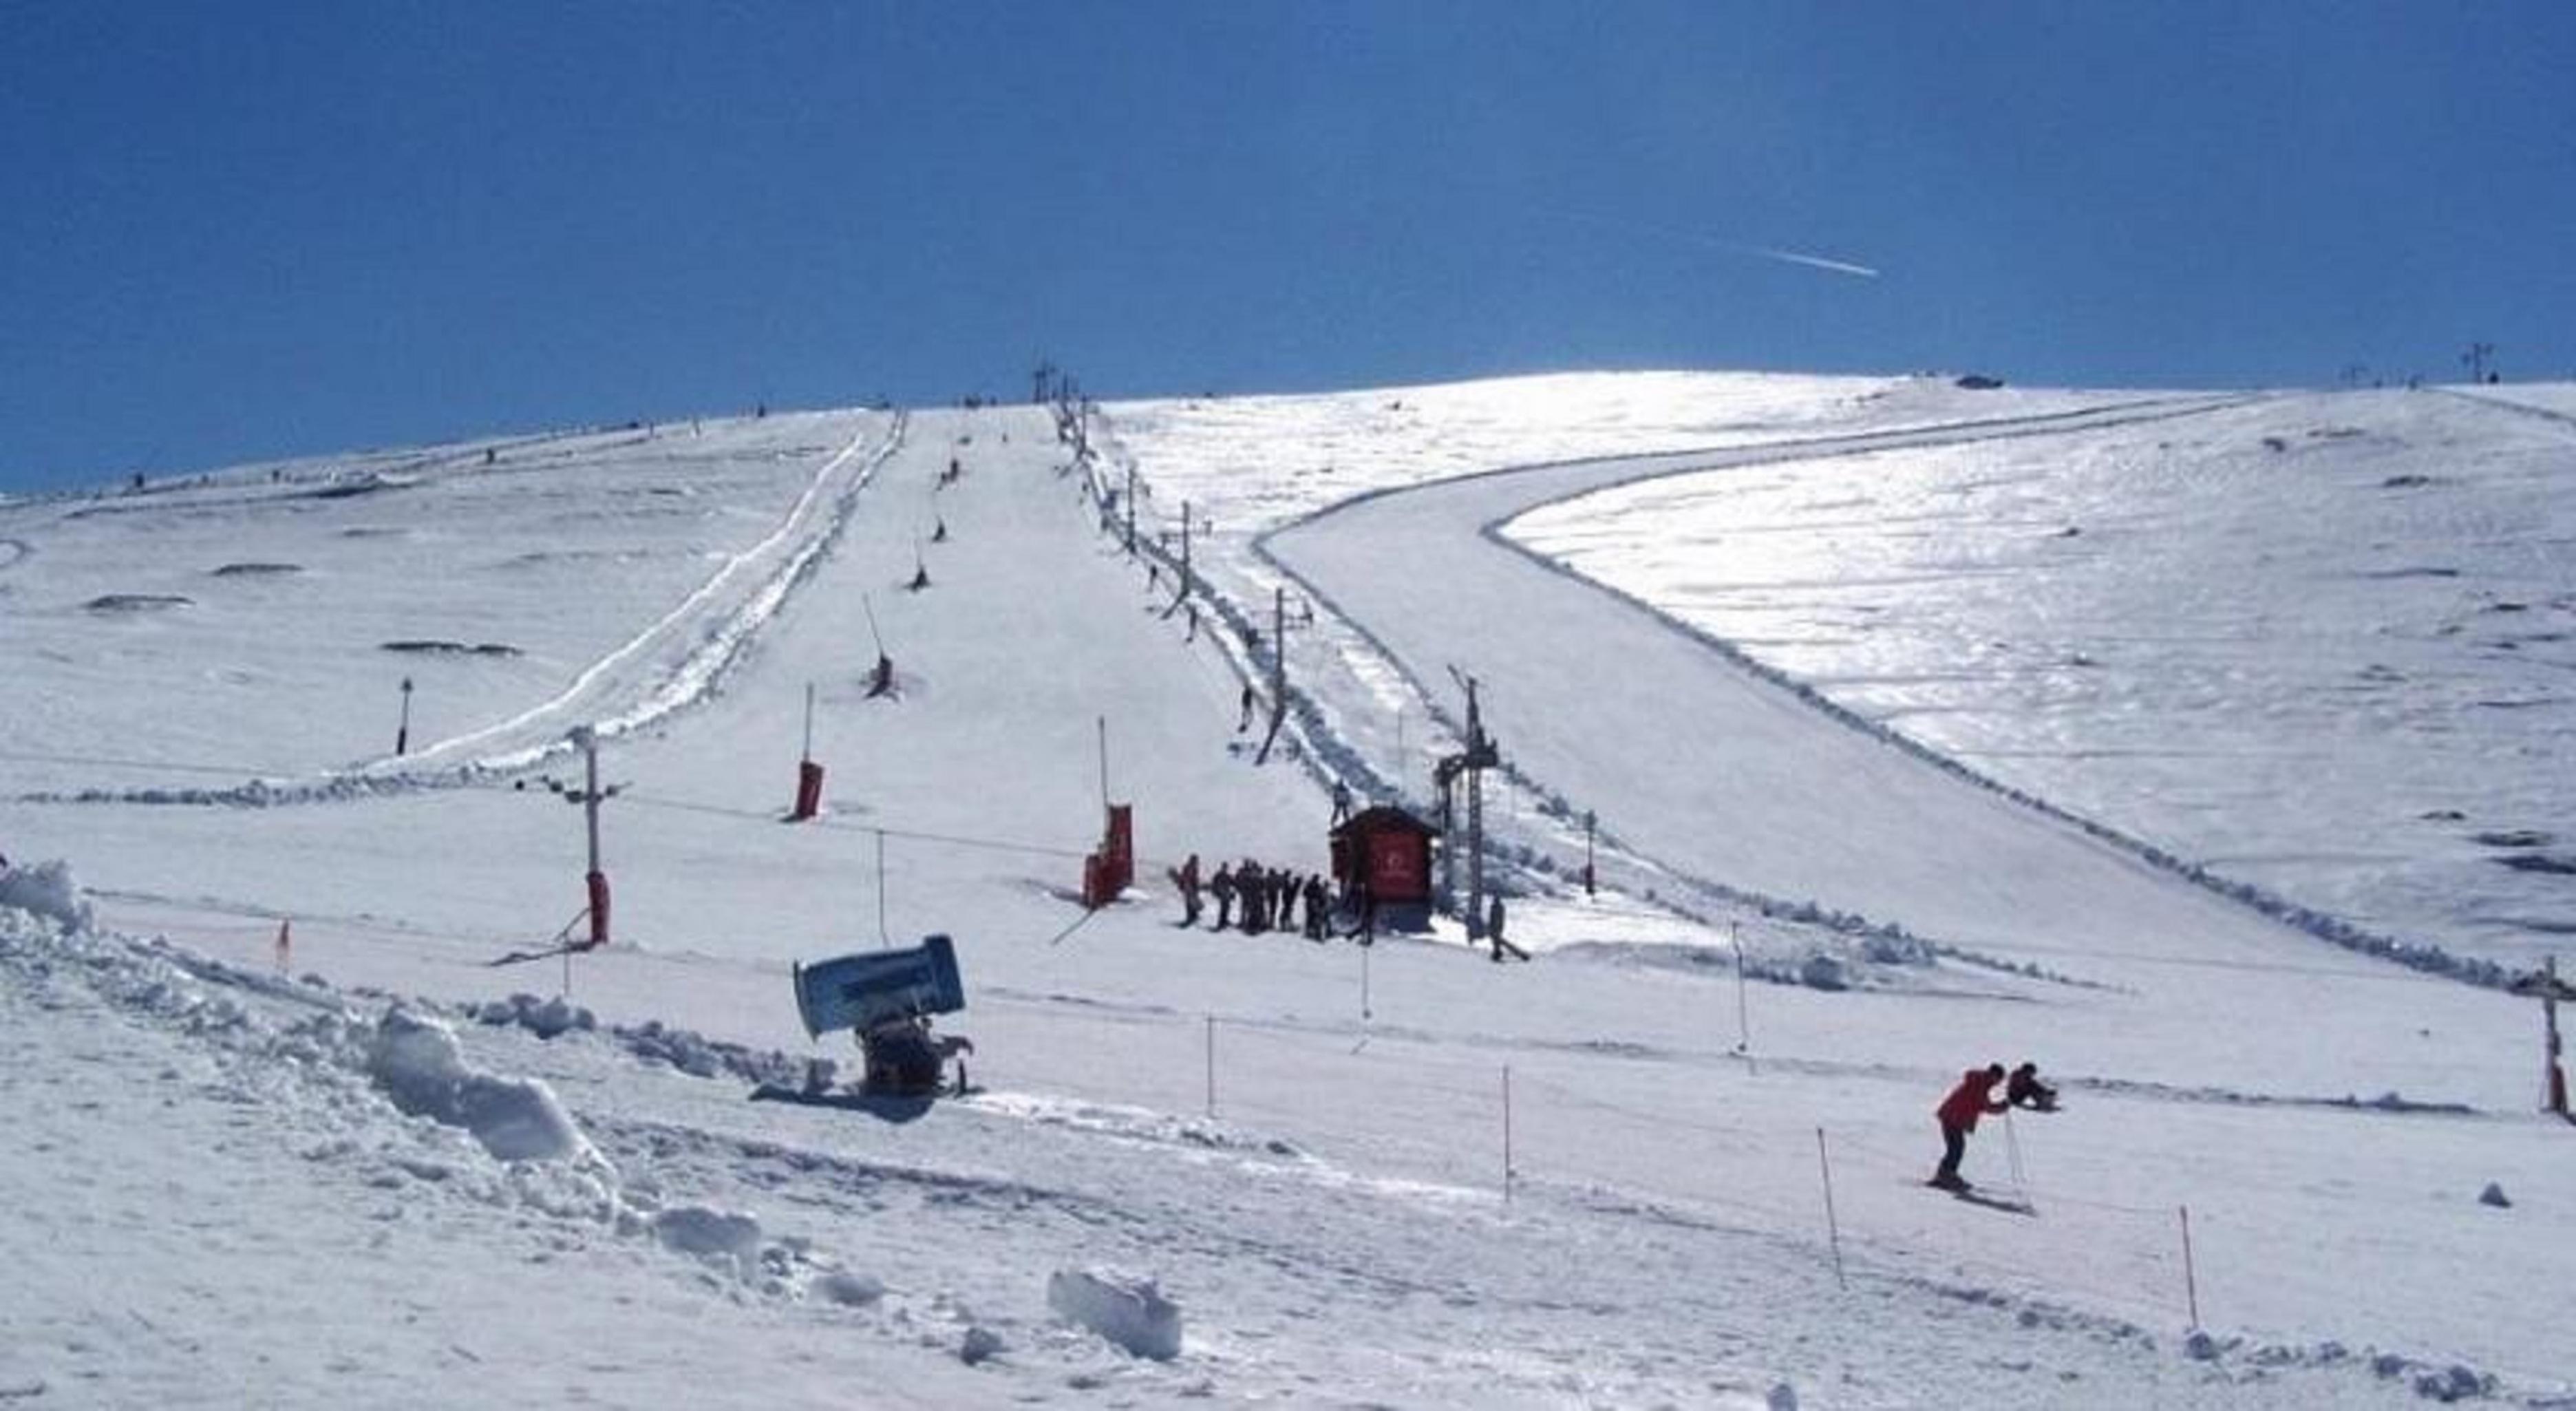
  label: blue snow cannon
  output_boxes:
[791,935,971,1096]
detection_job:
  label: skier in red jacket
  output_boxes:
[1932,1063,2010,1189]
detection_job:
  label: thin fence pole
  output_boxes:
[1816,1127,1846,1289]
[2179,1205,2202,1329]
[1502,1064,1515,1202]
[1732,922,1752,1057]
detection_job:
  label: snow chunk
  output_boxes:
[2478,1181,2511,1209]
[0,858,93,933]
[2412,1364,2492,1402]
[959,1326,1005,1366]
[367,1007,591,1162]
[1798,953,1849,991]
[1047,1266,1182,1360]
[472,992,596,1039]
[812,1270,885,1306]
[650,1205,764,1266]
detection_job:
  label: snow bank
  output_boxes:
[0,858,93,933]
[1047,1266,1182,1360]
[368,1006,593,1163]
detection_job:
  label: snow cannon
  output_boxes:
[792,935,972,1097]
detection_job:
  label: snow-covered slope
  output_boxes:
[3,374,2570,1408]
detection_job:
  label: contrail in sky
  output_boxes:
[1540,208,1881,280]
[1738,244,1881,279]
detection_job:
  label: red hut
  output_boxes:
[1329,804,1437,931]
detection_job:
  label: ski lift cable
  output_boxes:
[0,745,305,780]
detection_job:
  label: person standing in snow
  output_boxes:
[1237,684,1256,733]
[2006,1061,2059,1112]
[1170,853,1203,927]
[1485,895,1507,961]
[1932,1063,2010,1189]
[1210,862,1237,931]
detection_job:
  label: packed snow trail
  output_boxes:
[1263,398,2533,1091]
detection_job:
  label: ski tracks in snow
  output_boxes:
[380,412,908,776]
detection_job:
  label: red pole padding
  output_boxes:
[586,870,611,949]
[791,761,825,821]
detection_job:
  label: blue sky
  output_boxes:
[4,1,2571,492]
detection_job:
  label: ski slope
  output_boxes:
[3,374,2571,1408]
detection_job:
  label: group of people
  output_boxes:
[1167,853,1370,943]
[1931,1061,2058,1191]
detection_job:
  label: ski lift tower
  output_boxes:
[1434,669,1501,945]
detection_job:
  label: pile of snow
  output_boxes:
[1046,1266,1182,1361]
[368,1006,595,1163]
[0,858,93,933]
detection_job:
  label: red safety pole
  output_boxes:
[2546,957,2568,1117]
[791,682,824,821]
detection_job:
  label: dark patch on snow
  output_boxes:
[2471,830,2553,849]
[381,640,523,657]
[2379,474,2438,489]
[84,593,192,613]
[2495,853,2576,876]
[211,562,303,577]
[2357,566,2459,580]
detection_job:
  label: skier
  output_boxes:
[1209,863,1237,931]
[1931,1064,2010,1189]
[1237,684,1256,733]
[866,653,897,699]
[1485,895,1508,962]
[1169,853,1202,926]
[2006,1061,2059,1112]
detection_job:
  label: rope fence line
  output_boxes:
[97,867,2220,1333]
[1123,1004,2217,1333]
